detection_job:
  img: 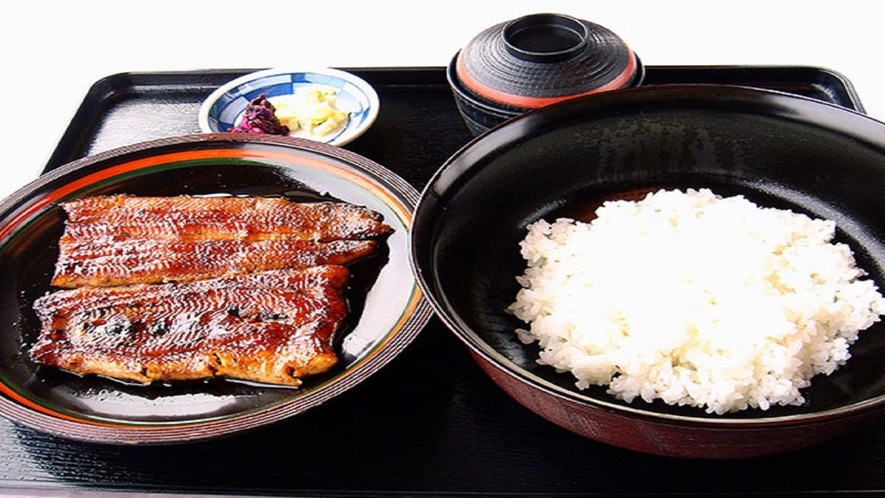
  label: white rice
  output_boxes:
[508,188,885,414]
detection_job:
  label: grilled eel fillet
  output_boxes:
[30,266,350,386]
[52,195,392,288]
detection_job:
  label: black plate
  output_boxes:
[0,134,431,444]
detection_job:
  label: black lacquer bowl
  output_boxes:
[449,13,643,135]
[411,84,885,459]
[0,134,432,444]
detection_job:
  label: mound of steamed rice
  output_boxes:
[508,188,885,414]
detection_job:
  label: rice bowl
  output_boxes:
[411,84,885,458]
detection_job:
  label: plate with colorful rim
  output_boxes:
[0,133,432,444]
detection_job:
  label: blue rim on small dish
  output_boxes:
[198,68,380,147]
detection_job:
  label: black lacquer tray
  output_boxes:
[0,66,881,496]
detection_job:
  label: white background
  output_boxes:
[1,0,882,202]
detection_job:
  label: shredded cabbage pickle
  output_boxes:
[271,89,350,137]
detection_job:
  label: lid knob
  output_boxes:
[503,14,589,63]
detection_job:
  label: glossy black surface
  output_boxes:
[0,66,881,495]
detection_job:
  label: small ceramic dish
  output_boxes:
[198,68,379,146]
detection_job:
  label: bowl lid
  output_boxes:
[455,13,641,109]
